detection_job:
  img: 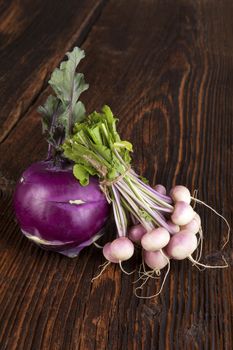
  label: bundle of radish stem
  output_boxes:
[63,105,230,298]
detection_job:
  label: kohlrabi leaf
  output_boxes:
[48,47,88,136]
[49,48,88,103]
[38,95,60,134]
[73,101,86,123]
[37,47,89,157]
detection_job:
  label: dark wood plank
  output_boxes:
[0,0,107,143]
[0,0,233,349]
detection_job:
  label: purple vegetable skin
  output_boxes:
[14,161,110,257]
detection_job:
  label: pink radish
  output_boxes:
[181,213,201,234]
[103,243,119,263]
[165,230,198,260]
[144,250,169,270]
[110,237,134,261]
[171,201,195,226]
[170,185,191,204]
[166,220,180,235]
[141,227,170,251]
[128,224,146,243]
[154,184,166,195]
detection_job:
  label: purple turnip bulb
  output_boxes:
[14,161,110,257]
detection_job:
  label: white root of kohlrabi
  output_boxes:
[91,182,230,299]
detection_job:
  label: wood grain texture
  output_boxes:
[0,0,233,349]
[0,0,107,143]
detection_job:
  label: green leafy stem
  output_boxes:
[38,47,88,158]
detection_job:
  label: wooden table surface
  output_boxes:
[0,1,232,349]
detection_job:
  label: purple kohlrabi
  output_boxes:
[14,161,110,257]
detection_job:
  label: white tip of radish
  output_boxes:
[128,224,146,243]
[154,184,166,195]
[171,201,195,226]
[170,185,191,204]
[103,243,119,263]
[141,227,170,251]
[110,237,134,261]
[181,213,201,234]
[166,220,180,235]
[144,250,169,270]
[165,230,198,260]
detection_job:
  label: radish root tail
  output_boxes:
[134,251,170,299]
[191,196,231,250]
[188,254,228,269]
[93,242,104,249]
[119,261,136,275]
[91,261,111,282]
[192,189,198,210]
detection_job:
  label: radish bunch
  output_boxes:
[102,185,201,271]
[60,52,230,298]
